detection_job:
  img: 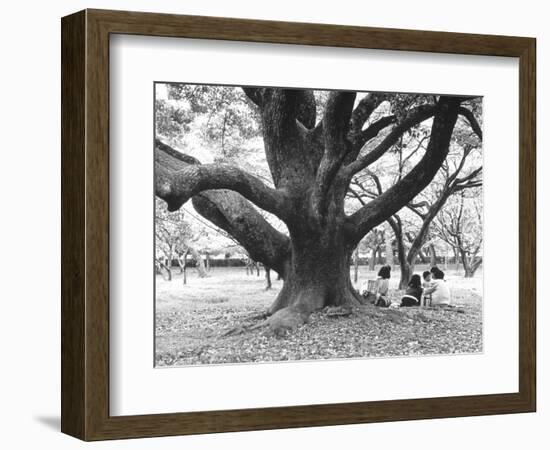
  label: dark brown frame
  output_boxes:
[61,9,536,441]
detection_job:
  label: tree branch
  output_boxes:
[345,97,462,245]
[343,104,437,177]
[311,91,357,218]
[352,115,397,153]
[155,140,291,276]
[156,148,288,219]
[192,192,290,276]
[454,166,483,186]
[242,87,265,107]
[349,92,388,139]
[459,106,483,139]
[259,88,317,187]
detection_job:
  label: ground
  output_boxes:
[155,266,482,366]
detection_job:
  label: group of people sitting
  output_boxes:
[361,265,451,308]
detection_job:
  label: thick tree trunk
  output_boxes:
[266,234,361,324]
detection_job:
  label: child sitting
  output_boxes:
[422,270,433,306]
[400,274,423,307]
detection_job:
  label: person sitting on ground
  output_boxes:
[374,265,391,307]
[422,270,434,306]
[400,274,423,307]
[423,269,451,306]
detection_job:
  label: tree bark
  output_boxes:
[266,230,361,320]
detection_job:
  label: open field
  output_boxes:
[155,265,483,366]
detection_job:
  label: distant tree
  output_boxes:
[434,190,483,278]
[384,222,394,267]
[362,228,385,271]
[155,202,208,282]
[349,108,482,288]
[156,84,261,160]
[264,265,273,290]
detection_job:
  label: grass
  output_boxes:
[155,265,483,367]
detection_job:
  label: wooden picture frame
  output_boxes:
[61,8,536,441]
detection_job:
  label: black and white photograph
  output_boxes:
[2,0,544,446]
[154,84,483,366]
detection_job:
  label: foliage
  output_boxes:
[434,190,483,276]
[156,84,261,162]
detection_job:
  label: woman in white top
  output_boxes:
[422,269,451,306]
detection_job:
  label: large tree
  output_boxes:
[155,87,478,332]
[155,201,209,280]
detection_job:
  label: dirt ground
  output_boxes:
[155,265,483,366]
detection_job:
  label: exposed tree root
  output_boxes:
[220,299,360,338]
[220,306,309,338]
[220,321,266,337]
[324,305,354,317]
